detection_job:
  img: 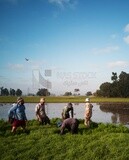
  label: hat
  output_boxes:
[85,98,90,102]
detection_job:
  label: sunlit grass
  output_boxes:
[1,96,129,103]
[0,119,129,160]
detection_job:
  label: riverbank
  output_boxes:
[1,96,129,103]
[0,119,129,160]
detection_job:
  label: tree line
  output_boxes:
[0,87,22,96]
[0,87,50,96]
[96,71,129,98]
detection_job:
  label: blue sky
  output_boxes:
[0,0,129,95]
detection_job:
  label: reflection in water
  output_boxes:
[99,103,129,125]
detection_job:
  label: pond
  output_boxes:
[0,103,129,126]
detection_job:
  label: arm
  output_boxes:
[8,104,17,117]
[60,124,65,135]
[35,104,40,119]
[71,107,73,118]
[23,105,27,121]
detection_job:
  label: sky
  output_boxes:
[0,0,129,95]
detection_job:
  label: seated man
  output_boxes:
[60,118,79,135]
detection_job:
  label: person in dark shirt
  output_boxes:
[61,103,73,120]
[60,118,79,135]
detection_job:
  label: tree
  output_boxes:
[100,82,111,97]
[10,88,16,96]
[16,89,22,96]
[97,71,129,97]
[111,72,118,82]
[1,87,9,96]
[36,88,50,96]
[64,92,72,96]
[86,91,92,96]
[118,71,129,97]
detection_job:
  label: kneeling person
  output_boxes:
[60,118,79,135]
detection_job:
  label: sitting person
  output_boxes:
[35,97,50,125]
[60,118,79,135]
[61,103,73,120]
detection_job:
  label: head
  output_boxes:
[67,103,72,108]
[17,97,24,105]
[40,98,45,104]
[85,98,90,102]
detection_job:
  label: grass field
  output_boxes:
[1,96,129,103]
[0,119,129,160]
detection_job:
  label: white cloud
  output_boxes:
[93,46,119,55]
[48,0,77,9]
[108,61,129,68]
[124,23,129,32]
[123,35,129,44]
[8,63,24,71]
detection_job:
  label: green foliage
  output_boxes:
[1,96,129,103]
[97,71,129,98]
[0,119,129,160]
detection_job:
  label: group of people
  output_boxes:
[8,97,93,134]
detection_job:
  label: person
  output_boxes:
[84,98,93,128]
[60,118,79,135]
[8,97,27,133]
[61,103,73,120]
[35,97,50,125]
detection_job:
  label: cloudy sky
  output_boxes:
[0,0,129,95]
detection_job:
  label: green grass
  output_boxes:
[0,119,129,160]
[1,96,129,103]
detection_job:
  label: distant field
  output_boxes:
[0,96,129,103]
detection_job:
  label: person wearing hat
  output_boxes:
[61,103,73,120]
[84,98,93,127]
[8,97,27,133]
[35,98,50,125]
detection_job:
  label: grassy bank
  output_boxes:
[0,119,129,160]
[1,96,129,103]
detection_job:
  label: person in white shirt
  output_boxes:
[84,98,93,128]
[35,98,50,125]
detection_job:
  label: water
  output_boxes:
[0,103,129,125]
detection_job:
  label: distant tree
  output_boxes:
[1,87,9,96]
[100,82,111,97]
[64,92,72,96]
[36,88,50,96]
[86,91,92,96]
[0,87,4,96]
[118,71,129,97]
[16,89,22,96]
[97,71,129,97]
[10,88,16,96]
[111,72,118,82]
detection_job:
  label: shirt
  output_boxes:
[35,103,46,117]
[8,103,27,121]
[84,102,93,118]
